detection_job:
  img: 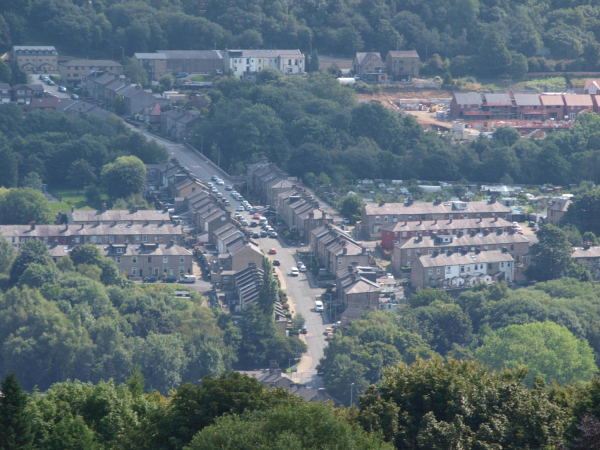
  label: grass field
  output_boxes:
[192,75,211,82]
[47,186,106,211]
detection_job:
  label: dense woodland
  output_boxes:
[193,73,600,186]
[4,0,600,77]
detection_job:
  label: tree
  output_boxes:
[308,49,320,72]
[358,357,571,449]
[476,322,597,386]
[526,225,574,281]
[100,156,146,199]
[84,185,103,208]
[156,372,298,449]
[339,194,363,224]
[18,263,61,288]
[563,187,600,235]
[21,172,42,191]
[256,67,282,84]
[0,188,55,225]
[0,372,34,450]
[9,238,53,283]
[0,59,11,83]
[159,74,174,90]
[258,258,278,318]
[67,159,96,189]
[186,401,392,450]
[113,95,125,115]
[0,232,15,274]
[123,57,148,86]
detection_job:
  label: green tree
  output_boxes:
[187,401,392,450]
[526,224,574,281]
[67,159,97,189]
[563,187,600,235]
[20,172,42,191]
[123,57,148,86]
[0,188,55,225]
[9,238,53,283]
[308,49,320,72]
[0,372,34,450]
[157,372,298,449]
[476,322,597,386]
[159,74,174,90]
[18,263,61,288]
[339,194,363,224]
[358,357,571,448]
[113,94,125,115]
[0,232,15,274]
[100,156,146,199]
[0,59,11,83]
[256,67,282,84]
[258,258,278,318]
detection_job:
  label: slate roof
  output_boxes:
[61,59,122,67]
[573,246,600,259]
[365,201,511,216]
[387,50,419,58]
[397,231,531,250]
[383,217,514,233]
[483,93,512,106]
[417,250,514,268]
[513,94,541,106]
[453,93,483,105]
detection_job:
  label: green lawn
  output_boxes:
[47,186,107,211]
[192,75,212,82]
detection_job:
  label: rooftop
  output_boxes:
[69,209,170,223]
[417,250,514,268]
[397,231,531,250]
[384,217,514,233]
[365,200,511,216]
[61,59,122,67]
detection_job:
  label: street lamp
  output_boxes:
[350,382,355,405]
[288,357,300,371]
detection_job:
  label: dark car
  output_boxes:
[143,276,158,283]
[260,230,268,237]
[252,232,260,239]
[273,260,281,266]
[163,276,178,283]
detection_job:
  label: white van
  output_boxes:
[315,300,324,312]
[180,275,196,284]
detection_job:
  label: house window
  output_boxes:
[484,246,488,251]
[510,245,514,250]
[402,232,407,238]
[407,262,411,267]
[163,256,168,263]
[117,248,124,254]
[507,262,511,267]
[449,214,453,219]
[179,266,185,274]
[501,262,505,268]
[375,216,380,223]
[446,267,451,273]
[408,215,413,220]
[75,237,80,243]
[142,236,147,243]
[148,257,152,263]
[133,257,137,263]
[407,250,412,256]
[44,237,48,243]
[428,269,433,275]
[91,236,97,243]
[384,216,388,222]
[437,268,441,274]
[132,268,137,275]
[180,256,185,263]
[109,236,114,243]
[338,258,342,265]
[116,257,121,264]
[460,266,465,272]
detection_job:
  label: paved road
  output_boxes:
[128,126,330,386]
[126,126,233,185]
[29,74,70,98]
[234,206,329,388]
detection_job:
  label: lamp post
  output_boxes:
[288,357,300,371]
[350,382,355,405]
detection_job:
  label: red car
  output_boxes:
[253,213,261,219]
[269,248,277,254]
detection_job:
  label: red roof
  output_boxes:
[539,95,564,106]
[562,94,593,107]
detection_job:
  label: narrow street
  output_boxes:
[128,127,330,387]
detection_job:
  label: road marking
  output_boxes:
[192,165,202,168]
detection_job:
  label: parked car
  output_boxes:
[58,86,67,93]
[70,93,79,99]
[269,248,277,255]
[211,187,218,193]
[238,205,245,211]
[180,275,196,283]
[332,321,342,329]
[216,179,224,185]
[223,199,230,206]
[314,300,324,312]
[291,267,299,276]
[273,260,281,266]
[298,262,306,272]
[260,230,268,238]
[47,79,55,86]
[301,324,307,334]
[226,185,233,191]
[163,276,178,283]
[252,232,260,239]
[269,231,278,238]
[250,220,258,227]
[143,276,158,283]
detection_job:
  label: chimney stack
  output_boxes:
[30,220,36,231]
[102,202,107,212]
[343,247,347,255]
[419,220,422,225]
[584,241,592,250]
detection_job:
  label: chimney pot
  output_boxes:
[30,220,36,231]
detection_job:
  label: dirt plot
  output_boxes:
[356,89,453,106]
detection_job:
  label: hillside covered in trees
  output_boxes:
[3,0,600,77]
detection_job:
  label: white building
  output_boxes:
[411,250,514,289]
[223,50,305,79]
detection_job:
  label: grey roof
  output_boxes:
[453,93,483,106]
[61,59,122,67]
[0,83,10,89]
[365,200,511,216]
[417,250,513,268]
[102,243,191,257]
[0,223,182,238]
[513,94,541,106]
[387,50,420,58]
[69,209,171,223]
[135,53,168,60]
[483,93,512,105]
[226,49,302,58]
[157,50,223,60]
[13,46,56,53]
[398,231,531,250]
[384,217,515,233]
[573,246,600,259]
